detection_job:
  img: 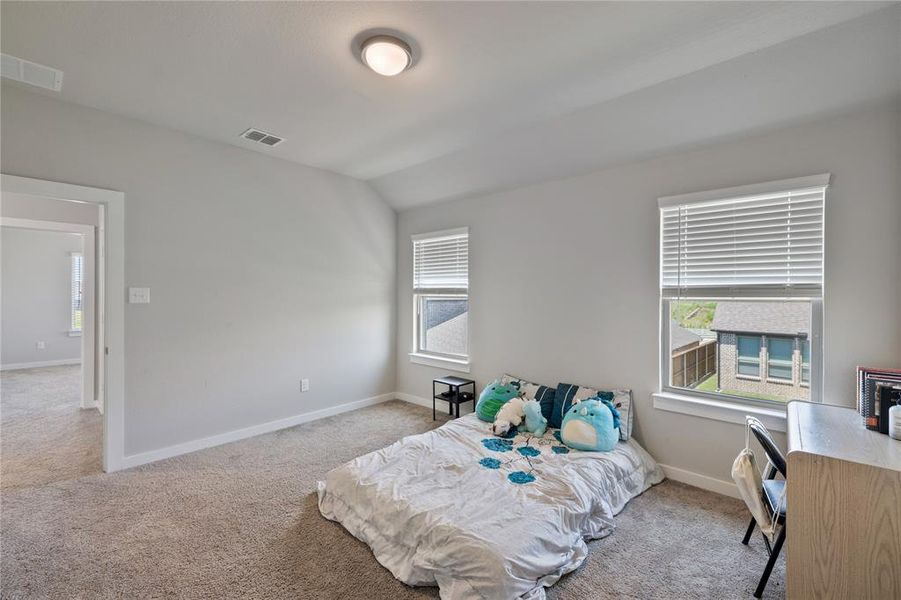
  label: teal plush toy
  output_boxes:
[520,399,548,437]
[560,397,620,452]
[476,380,521,422]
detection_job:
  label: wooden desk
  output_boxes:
[786,400,901,599]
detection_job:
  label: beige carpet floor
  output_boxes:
[1,365,102,491]
[1,367,784,599]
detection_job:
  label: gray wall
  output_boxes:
[396,107,901,483]
[1,227,83,366]
[1,84,397,456]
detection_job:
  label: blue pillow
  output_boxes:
[551,383,612,429]
[551,382,634,440]
[501,374,556,421]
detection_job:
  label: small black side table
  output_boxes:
[433,376,476,420]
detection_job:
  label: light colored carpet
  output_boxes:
[1,367,784,599]
[1,365,102,491]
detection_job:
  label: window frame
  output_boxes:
[658,174,827,408]
[414,293,469,361]
[736,335,762,380]
[765,336,795,384]
[660,299,823,408]
[70,251,84,334]
[801,339,811,386]
[409,227,470,372]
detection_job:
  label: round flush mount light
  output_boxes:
[360,35,413,76]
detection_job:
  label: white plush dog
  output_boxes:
[491,396,526,436]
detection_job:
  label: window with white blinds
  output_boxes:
[659,174,829,298]
[71,252,84,332]
[413,228,469,294]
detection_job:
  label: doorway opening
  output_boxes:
[1,215,103,486]
[1,175,124,473]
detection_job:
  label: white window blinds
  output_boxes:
[659,174,829,299]
[71,253,83,331]
[413,228,469,294]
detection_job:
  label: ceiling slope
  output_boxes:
[1,2,897,209]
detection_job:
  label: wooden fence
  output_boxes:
[672,339,716,388]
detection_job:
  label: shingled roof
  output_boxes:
[711,301,810,337]
[670,320,702,352]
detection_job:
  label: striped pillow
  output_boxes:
[500,374,556,421]
[552,383,633,441]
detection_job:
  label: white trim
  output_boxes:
[652,391,787,433]
[659,463,740,499]
[0,358,81,371]
[409,352,471,373]
[2,174,125,473]
[0,175,123,205]
[657,173,831,208]
[0,216,93,235]
[411,226,468,241]
[119,393,396,470]
[395,392,433,409]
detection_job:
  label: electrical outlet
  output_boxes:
[36,341,46,350]
[301,378,310,393]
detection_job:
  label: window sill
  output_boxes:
[652,391,787,433]
[766,378,793,385]
[409,353,471,373]
[67,330,82,337]
[736,374,761,381]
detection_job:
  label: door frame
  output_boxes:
[1,174,125,472]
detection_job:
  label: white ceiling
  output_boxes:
[2,2,899,209]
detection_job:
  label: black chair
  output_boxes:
[740,418,787,599]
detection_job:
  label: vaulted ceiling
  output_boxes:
[2,2,899,209]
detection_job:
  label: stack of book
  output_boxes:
[856,366,901,434]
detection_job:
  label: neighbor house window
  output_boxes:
[411,228,469,369]
[737,336,762,378]
[660,174,828,404]
[70,252,83,332]
[801,340,810,384]
[767,337,794,382]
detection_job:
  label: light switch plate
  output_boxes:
[301,378,310,392]
[128,287,151,304]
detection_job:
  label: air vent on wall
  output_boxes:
[241,128,285,147]
[1,53,63,92]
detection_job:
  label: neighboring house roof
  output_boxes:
[711,301,810,336]
[687,328,717,342]
[425,312,468,353]
[671,320,702,352]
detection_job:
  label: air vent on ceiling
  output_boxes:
[1,53,63,92]
[241,128,285,147]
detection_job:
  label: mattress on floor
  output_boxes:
[317,412,663,600]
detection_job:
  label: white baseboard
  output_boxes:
[118,392,396,471]
[114,391,740,503]
[395,392,432,409]
[1,358,81,371]
[659,463,740,499]
[396,392,478,418]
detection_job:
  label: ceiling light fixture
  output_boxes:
[360,35,413,77]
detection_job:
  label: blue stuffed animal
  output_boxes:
[520,399,548,437]
[560,397,620,452]
[476,380,521,422]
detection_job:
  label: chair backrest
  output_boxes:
[748,418,787,478]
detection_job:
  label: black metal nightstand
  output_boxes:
[433,376,476,420]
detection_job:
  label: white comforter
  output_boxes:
[318,413,663,600]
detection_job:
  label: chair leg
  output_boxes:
[753,527,785,599]
[742,517,756,545]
